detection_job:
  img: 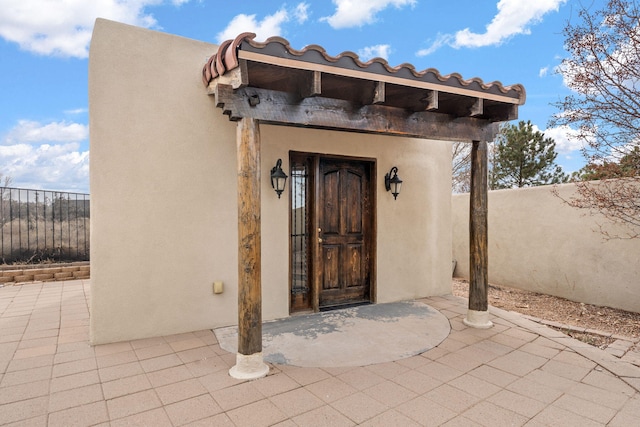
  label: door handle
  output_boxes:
[318,238,323,243]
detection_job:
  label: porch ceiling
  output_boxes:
[202,33,526,141]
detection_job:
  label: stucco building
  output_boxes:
[89,19,524,377]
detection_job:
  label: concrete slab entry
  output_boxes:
[215,301,451,368]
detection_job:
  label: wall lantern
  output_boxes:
[270,159,288,199]
[385,166,403,200]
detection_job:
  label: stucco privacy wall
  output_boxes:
[452,183,640,313]
[90,19,452,344]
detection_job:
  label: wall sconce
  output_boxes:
[385,166,403,200]
[270,159,288,199]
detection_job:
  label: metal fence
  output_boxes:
[0,187,90,263]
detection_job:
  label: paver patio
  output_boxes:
[1,279,639,426]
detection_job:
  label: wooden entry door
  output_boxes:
[317,158,373,309]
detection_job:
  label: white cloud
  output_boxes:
[536,124,586,154]
[557,57,585,92]
[4,120,88,145]
[294,3,310,24]
[417,0,566,55]
[64,108,89,115]
[358,44,391,61]
[216,3,311,43]
[216,8,290,42]
[416,34,453,57]
[539,66,549,77]
[1,120,89,192]
[608,140,640,161]
[0,0,193,58]
[322,0,416,29]
[0,143,89,192]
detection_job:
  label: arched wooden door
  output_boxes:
[316,157,374,309]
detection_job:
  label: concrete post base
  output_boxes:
[463,309,494,329]
[229,352,269,380]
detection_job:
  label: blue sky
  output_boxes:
[0,0,595,193]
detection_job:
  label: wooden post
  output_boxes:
[229,117,269,379]
[464,140,493,329]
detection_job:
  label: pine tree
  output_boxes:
[490,120,568,190]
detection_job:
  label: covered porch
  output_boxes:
[202,33,526,378]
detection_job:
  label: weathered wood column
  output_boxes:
[464,140,493,329]
[229,117,269,379]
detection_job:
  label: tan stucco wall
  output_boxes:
[89,19,453,344]
[452,184,640,313]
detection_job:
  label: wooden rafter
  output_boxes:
[470,98,483,118]
[423,90,438,111]
[372,81,386,105]
[299,70,321,99]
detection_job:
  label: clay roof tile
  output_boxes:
[202,34,526,105]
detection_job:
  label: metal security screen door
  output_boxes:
[290,154,313,312]
[289,153,375,313]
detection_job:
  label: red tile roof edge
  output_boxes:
[202,33,526,103]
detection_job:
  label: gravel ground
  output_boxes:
[452,278,640,349]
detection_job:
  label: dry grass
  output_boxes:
[1,218,89,263]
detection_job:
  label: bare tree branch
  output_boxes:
[452,142,471,193]
[553,0,640,239]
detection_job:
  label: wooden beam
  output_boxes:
[212,85,500,142]
[424,90,438,111]
[504,104,518,121]
[470,98,483,117]
[300,70,322,98]
[360,81,385,106]
[236,117,262,356]
[373,81,385,104]
[485,103,518,121]
[206,60,248,93]
[469,140,488,312]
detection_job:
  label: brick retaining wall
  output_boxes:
[0,262,90,284]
